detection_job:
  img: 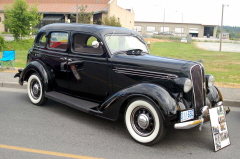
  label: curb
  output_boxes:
[0,81,27,89]
[224,99,240,107]
[1,81,240,107]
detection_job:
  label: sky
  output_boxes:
[117,0,240,26]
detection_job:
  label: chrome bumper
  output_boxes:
[174,118,204,129]
[174,102,230,130]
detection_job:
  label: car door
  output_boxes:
[67,32,109,102]
[44,31,69,93]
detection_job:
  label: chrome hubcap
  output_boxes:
[30,80,41,100]
[131,106,155,137]
[33,83,40,95]
[137,114,149,129]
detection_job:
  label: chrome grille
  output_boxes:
[190,64,204,116]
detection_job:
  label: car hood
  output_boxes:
[110,54,197,77]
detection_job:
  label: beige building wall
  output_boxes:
[0,12,5,33]
[135,21,217,38]
[108,0,134,30]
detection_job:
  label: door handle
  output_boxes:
[60,57,67,60]
[68,60,83,65]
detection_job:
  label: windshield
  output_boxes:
[105,35,149,54]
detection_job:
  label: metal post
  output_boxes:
[76,0,79,23]
[181,13,183,38]
[163,8,165,36]
[219,4,224,51]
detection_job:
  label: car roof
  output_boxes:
[39,23,141,38]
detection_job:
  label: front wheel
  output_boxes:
[125,98,166,145]
[27,73,47,106]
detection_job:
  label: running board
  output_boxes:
[45,91,101,114]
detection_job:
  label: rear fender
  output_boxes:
[19,60,52,92]
[98,83,177,121]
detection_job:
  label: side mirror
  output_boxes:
[92,41,99,48]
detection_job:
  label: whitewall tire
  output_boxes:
[27,73,47,106]
[125,98,166,145]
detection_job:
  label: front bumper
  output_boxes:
[174,118,204,129]
[174,102,230,130]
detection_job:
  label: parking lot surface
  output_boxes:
[196,42,240,52]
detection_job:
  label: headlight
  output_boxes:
[184,78,193,93]
[174,78,193,93]
[206,75,215,88]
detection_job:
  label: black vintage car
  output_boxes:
[15,23,229,145]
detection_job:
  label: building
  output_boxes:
[134,21,218,38]
[0,0,134,33]
[220,30,230,39]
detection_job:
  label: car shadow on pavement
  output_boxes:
[41,99,214,151]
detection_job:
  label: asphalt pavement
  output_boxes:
[0,71,239,107]
[196,42,240,53]
[1,87,239,159]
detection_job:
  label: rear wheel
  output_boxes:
[125,98,166,145]
[27,73,47,106]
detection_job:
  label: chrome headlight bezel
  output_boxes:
[206,74,215,88]
[174,78,193,93]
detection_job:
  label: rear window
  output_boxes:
[49,32,68,50]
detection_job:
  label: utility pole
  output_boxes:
[219,4,228,51]
[76,0,79,23]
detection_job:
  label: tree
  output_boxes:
[236,32,240,38]
[100,15,121,27]
[3,0,41,40]
[71,5,94,24]
[216,29,220,38]
[225,29,232,39]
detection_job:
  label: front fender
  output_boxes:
[19,60,52,92]
[207,85,223,106]
[98,83,177,121]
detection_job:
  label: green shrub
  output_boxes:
[4,38,34,51]
[1,31,11,34]
[0,35,5,51]
[100,16,121,27]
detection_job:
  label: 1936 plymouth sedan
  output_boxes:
[15,23,229,145]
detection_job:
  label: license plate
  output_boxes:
[180,109,194,122]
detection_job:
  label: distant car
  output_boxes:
[15,23,229,145]
[153,32,173,35]
[181,38,187,43]
[163,32,173,35]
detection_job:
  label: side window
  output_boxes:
[73,33,103,55]
[49,32,68,50]
[36,33,47,47]
[87,36,97,46]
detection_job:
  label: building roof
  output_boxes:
[222,30,230,34]
[0,0,109,14]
